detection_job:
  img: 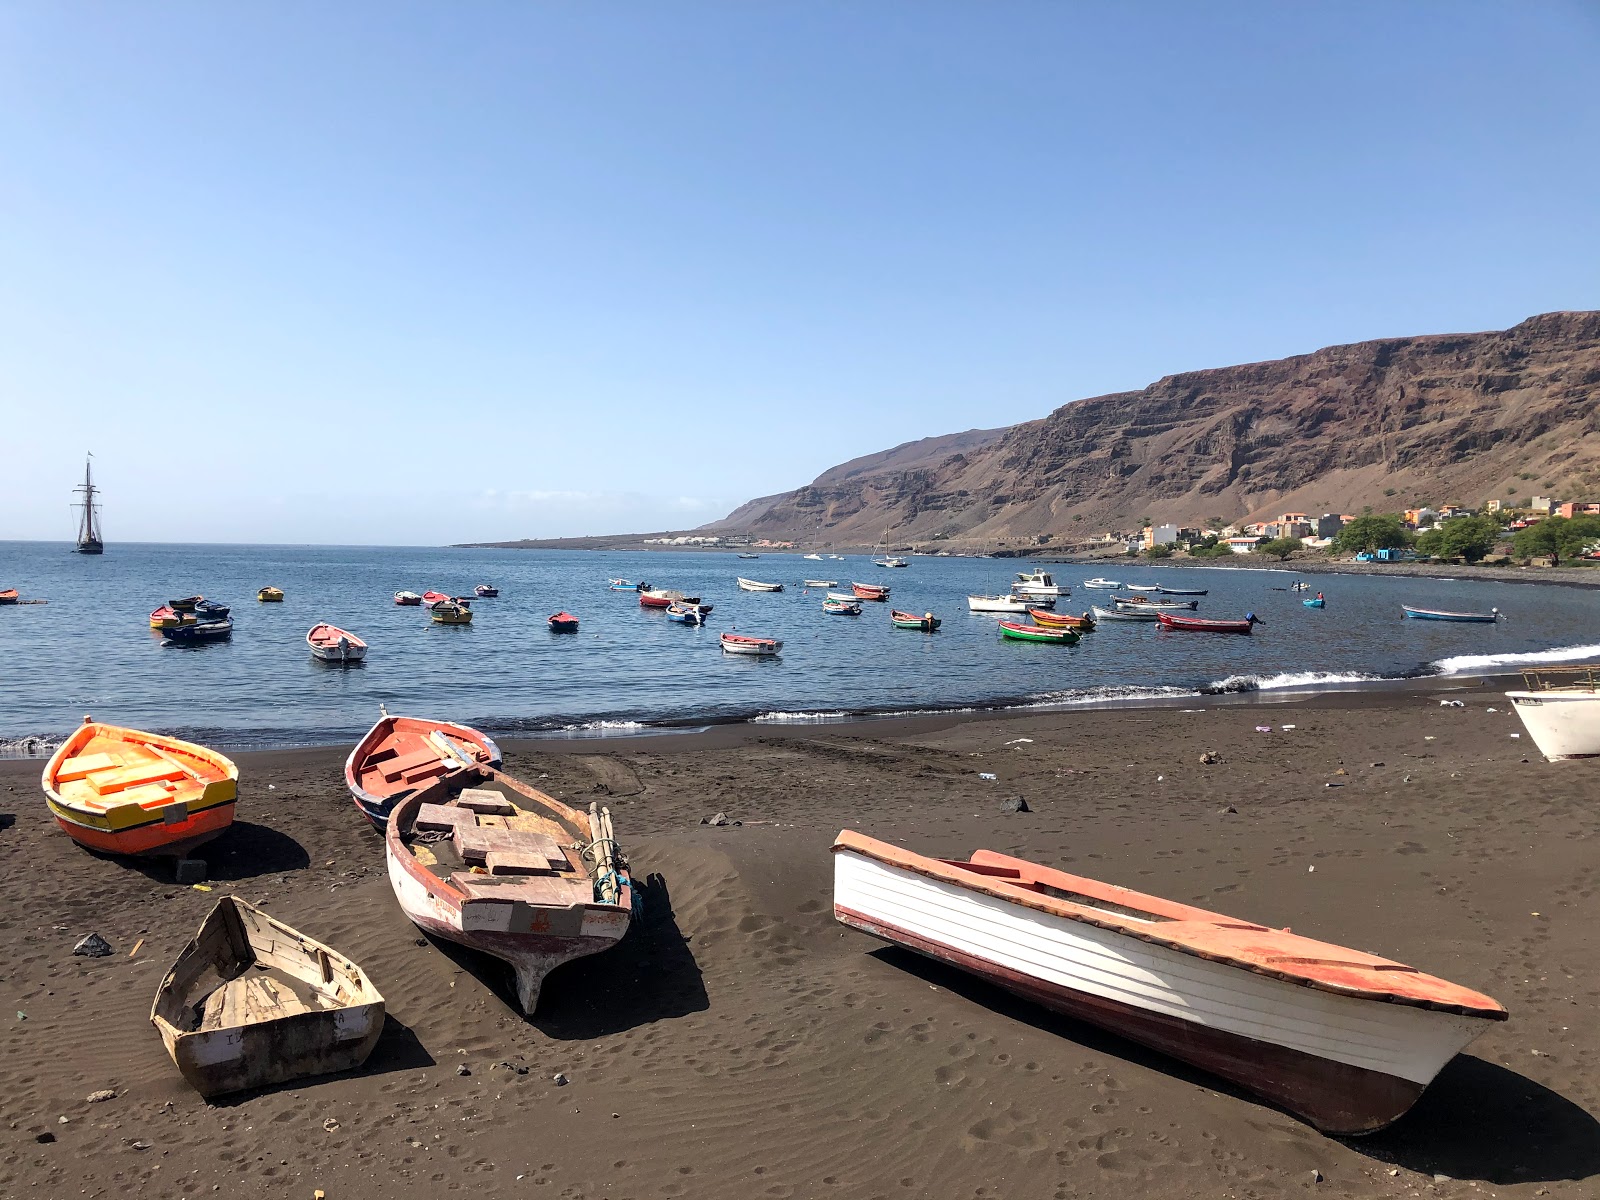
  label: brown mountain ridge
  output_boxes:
[704,311,1600,546]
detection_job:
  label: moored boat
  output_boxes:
[1304,596,1326,608]
[475,584,499,598]
[607,578,637,591]
[257,586,284,602]
[1113,596,1199,611]
[0,587,17,605]
[1157,612,1260,634]
[193,599,231,622]
[1028,607,1095,630]
[665,601,709,625]
[803,579,838,588]
[832,831,1507,1135]
[150,605,188,629]
[169,595,203,613]
[1158,586,1208,596]
[1082,578,1121,589]
[1505,667,1600,760]
[803,553,824,560]
[967,594,1033,613]
[345,711,503,829]
[1011,569,1068,597]
[1091,603,1157,622]
[394,591,423,606]
[386,769,633,1013]
[823,598,863,616]
[737,577,784,592]
[150,897,384,1098]
[548,611,579,632]
[640,588,704,609]
[1401,605,1500,622]
[890,609,940,632]
[998,619,1078,644]
[162,617,233,642]
[421,590,451,606]
[42,718,239,856]
[720,632,782,656]
[1125,584,1162,592]
[851,582,890,601]
[825,591,858,604]
[307,623,368,662]
[430,601,473,625]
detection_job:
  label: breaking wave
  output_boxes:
[1431,643,1600,676]
[1202,670,1383,694]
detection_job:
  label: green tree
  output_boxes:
[1413,515,1503,563]
[1145,543,1174,559]
[1254,536,1303,561]
[1332,514,1413,554]
[1513,516,1600,566]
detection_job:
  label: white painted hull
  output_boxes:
[721,639,782,656]
[1506,690,1600,760]
[737,578,784,592]
[311,643,367,662]
[968,596,1030,613]
[1011,584,1068,597]
[1092,604,1157,622]
[834,849,1491,1131]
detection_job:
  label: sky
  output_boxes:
[2,3,1598,546]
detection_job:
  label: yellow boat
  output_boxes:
[430,601,473,625]
[42,718,239,857]
[257,586,285,602]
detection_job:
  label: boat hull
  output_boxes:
[721,633,782,656]
[1157,613,1255,634]
[1027,608,1094,630]
[1091,604,1157,622]
[967,596,1031,613]
[833,847,1496,1135]
[344,715,502,830]
[1401,606,1498,622]
[999,620,1078,644]
[1505,690,1600,760]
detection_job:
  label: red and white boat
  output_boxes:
[851,582,890,601]
[720,632,781,656]
[394,591,423,606]
[307,623,368,662]
[832,831,1506,1135]
[422,591,451,607]
[385,766,633,1014]
[640,588,706,610]
[344,712,502,829]
[1156,612,1261,634]
[547,611,579,632]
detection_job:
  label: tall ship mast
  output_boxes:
[73,455,104,554]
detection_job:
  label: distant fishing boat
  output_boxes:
[1011,569,1068,597]
[1401,605,1500,622]
[1082,578,1122,589]
[803,553,823,560]
[162,617,233,642]
[257,586,284,602]
[823,598,862,616]
[422,591,451,606]
[42,718,238,856]
[151,897,385,1098]
[0,588,18,605]
[1304,597,1326,608]
[548,612,579,632]
[890,609,940,632]
[1028,608,1095,631]
[1091,604,1157,622]
[307,623,368,662]
[967,594,1031,613]
[1158,586,1208,596]
[72,455,104,554]
[1157,612,1261,634]
[737,553,761,559]
[998,619,1079,644]
[720,632,782,656]
[665,601,709,625]
[851,582,890,601]
[430,601,473,625]
[737,577,784,592]
[640,587,705,610]
[394,591,423,606]
[803,579,838,588]
[873,556,909,568]
[475,584,499,598]
[832,831,1507,1135]
[607,578,637,591]
[344,711,502,829]
[1125,584,1162,592]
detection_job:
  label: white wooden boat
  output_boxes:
[387,771,633,1014]
[1011,569,1068,597]
[968,594,1035,613]
[1113,597,1199,612]
[825,591,857,603]
[873,556,909,568]
[1506,667,1600,760]
[1125,584,1162,592]
[720,632,782,656]
[1092,603,1158,622]
[803,579,838,588]
[150,897,384,1097]
[737,577,784,592]
[1082,578,1122,589]
[307,623,368,663]
[832,831,1506,1135]
[803,554,824,560]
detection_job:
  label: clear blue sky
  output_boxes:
[3,3,1597,545]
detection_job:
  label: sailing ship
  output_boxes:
[73,455,104,554]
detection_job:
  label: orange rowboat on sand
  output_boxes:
[42,718,239,857]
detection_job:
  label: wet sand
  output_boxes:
[2,682,1597,1198]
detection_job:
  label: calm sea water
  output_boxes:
[2,541,1598,752]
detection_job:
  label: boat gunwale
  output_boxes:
[830,832,1506,1020]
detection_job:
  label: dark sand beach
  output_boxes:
[2,682,1597,1198]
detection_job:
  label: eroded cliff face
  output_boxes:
[706,312,1600,544]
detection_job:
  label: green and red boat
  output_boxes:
[890,609,940,632]
[998,619,1079,644]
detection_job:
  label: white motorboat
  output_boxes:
[968,594,1037,613]
[737,577,784,592]
[1011,569,1069,597]
[804,579,838,588]
[803,553,824,560]
[1506,667,1600,760]
[832,831,1506,1136]
[1082,578,1122,589]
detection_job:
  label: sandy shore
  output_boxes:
[2,683,1597,1198]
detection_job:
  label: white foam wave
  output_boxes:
[1024,685,1197,706]
[753,711,852,724]
[557,719,647,733]
[1205,670,1381,694]
[1432,643,1600,676]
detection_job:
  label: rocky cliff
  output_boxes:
[703,312,1600,546]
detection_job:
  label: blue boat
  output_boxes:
[1401,604,1499,622]
[194,599,231,622]
[665,601,708,625]
[1303,598,1325,608]
[161,617,233,642]
[607,578,637,591]
[823,599,862,616]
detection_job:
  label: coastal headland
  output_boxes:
[3,682,1596,1198]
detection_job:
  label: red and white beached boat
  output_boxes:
[1156,612,1260,634]
[832,831,1506,1135]
[851,582,890,601]
[344,712,502,830]
[385,768,633,1014]
[720,632,782,656]
[307,623,368,662]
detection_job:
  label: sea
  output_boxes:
[3,540,1598,754]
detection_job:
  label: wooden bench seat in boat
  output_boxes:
[415,802,478,833]
[456,788,515,815]
[448,871,595,906]
[85,760,188,795]
[375,746,455,784]
[453,824,570,871]
[54,752,123,782]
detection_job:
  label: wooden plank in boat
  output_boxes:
[454,825,569,870]
[55,752,120,782]
[416,802,476,833]
[484,850,559,876]
[456,788,515,815]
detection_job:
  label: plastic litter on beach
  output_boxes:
[978,772,997,781]
[1003,738,1034,746]
[1255,726,1272,733]
[1440,700,1465,708]
[1280,724,1296,731]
